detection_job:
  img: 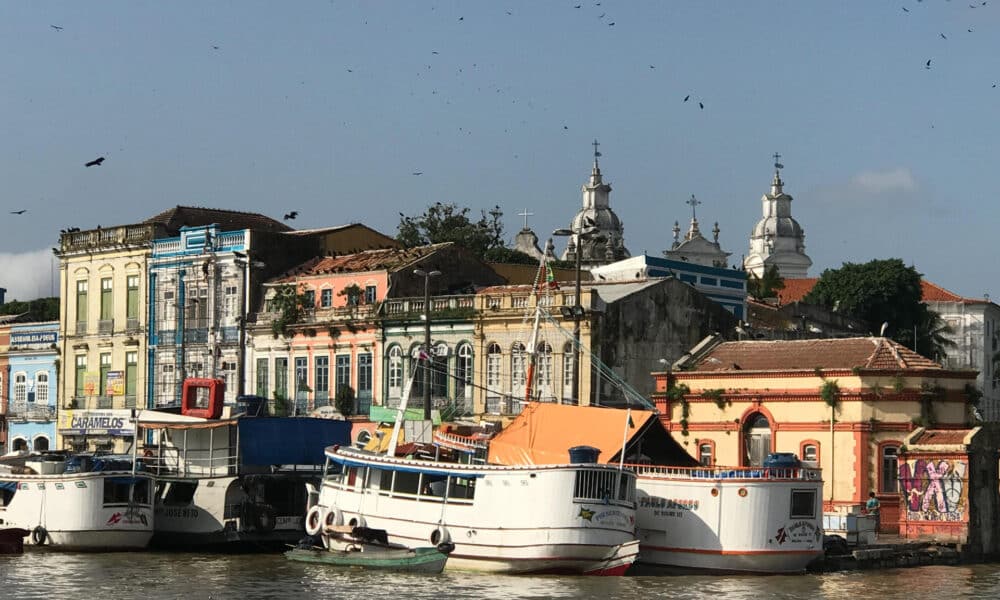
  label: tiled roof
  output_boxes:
[777,277,983,306]
[909,429,971,446]
[144,206,291,234]
[692,337,943,372]
[776,278,818,304]
[271,244,449,282]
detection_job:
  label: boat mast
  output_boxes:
[386,366,419,457]
[523,244,552,406]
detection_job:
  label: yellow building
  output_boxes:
[652,337,978,532]
[55,225,154,452]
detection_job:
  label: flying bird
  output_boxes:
[283,211,299,220]
[940,33,947,39]
[574,4,581,7]
[925,59,932,69]
[432,51,439,54]
[683,94,690,102]
[608,21,615,26]
[458,16,464,21]
[699,102,704,109]
[412,172,423,176]
[50,24,63,31]
[902,6,909,11]
[212,45,220,50]
[10,210,27,215]
[85,157,105,167]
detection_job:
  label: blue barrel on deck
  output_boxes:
[568,446,601,464]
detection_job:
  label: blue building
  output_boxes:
[590,254,747,320]
[6,321,59,452]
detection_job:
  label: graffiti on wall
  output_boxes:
[898,458,967,522]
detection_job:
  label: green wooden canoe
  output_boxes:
[285,544,450,573]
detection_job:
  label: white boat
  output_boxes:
[136,408,352,550]
[631,463,823,573]
[485,402,825,574]
[312,444,640,575]
[0,453,154,550]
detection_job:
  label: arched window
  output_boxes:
[12,438,28,452]
[698,440,716,466]
[743,412,772,467]
[387,346,403,403]
[486,343,502,414]
[800,440,820,464]
[511,343,526,388]
[536,342,554,401]
[456,344,473,400]
[13,373,27,406]
[35,372,49,406]
[431,344,449,399]
[562,341,575,403]
[33,436,50,452]
[880,444,900,494]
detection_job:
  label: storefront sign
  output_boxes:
[58,409,135,436]
[10,331,58,346]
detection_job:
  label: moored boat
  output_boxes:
[286,525,452,573]
[313,445,640,575]
[0,452,154,551]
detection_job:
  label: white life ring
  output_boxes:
[430,525,451,546]
[323,507,343,530]
[347,515,366,528]
[304,505,324,536]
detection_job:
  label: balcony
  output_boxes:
[98,319,114,335]
[382,295,476,319]
[58,223,156,254]
[126,317,141,332]
[65,396,137,410]
[75,321,88,335]
[7,403,56,421]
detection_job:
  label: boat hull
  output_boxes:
[0,471,154,551]
[634,467,824,573]
[285,545,449,573]
[318,448,640,575]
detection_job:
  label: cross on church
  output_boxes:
[592,139,602,159]
[773,152,784,170]
[517,208,534,229]
[686,194,701,220]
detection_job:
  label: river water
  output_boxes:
[2,551,999,599]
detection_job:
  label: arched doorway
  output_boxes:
[743,413,772,466]
[33,436,50,452]
[12,438,28,452]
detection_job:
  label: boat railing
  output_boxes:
[142,445,237,477]
[628,463,823,481]
[432,431,490,452]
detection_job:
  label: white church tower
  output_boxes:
[743,154,812,278]
[560,140,630,269]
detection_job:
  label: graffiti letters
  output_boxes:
[899,458,967,522]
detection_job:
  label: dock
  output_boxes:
[810,536,965,572]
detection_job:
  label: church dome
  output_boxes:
[751,215,803,239]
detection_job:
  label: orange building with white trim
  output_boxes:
[651,337,978,532]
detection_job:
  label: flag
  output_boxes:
[546,262,558,289]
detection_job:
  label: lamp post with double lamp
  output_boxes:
[553,224,601,404]
[414,268,441,420]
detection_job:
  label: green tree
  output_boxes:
[482,246,537,264]
[804,258,953,359]
[0,297,59,321]
[747,265,785,301]
[397,202,504,257]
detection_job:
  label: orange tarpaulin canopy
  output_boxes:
[487,403,656,466]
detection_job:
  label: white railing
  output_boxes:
[432,431,490,451]
[630,464,822,481]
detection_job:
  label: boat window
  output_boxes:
[421,475,448,497]
[161,481,198,506]
[104,477,148,505]
[790,489,817,519]
[449,476,476,500]
[392,470,421,496]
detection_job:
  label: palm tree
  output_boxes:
[747,265,785,301]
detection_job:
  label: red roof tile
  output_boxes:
[909,429,971,446]
[271,243,449,282]
[692,337,942,372]
[776,278,818,304]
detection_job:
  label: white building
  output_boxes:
[559,141,630,269]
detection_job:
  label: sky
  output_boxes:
[2,1,999,302]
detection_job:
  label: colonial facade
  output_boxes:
[5,321,59,452]
[55,223,154,452]
[250,243,502,417]
[743,160,812,279]
[652,337,978,533]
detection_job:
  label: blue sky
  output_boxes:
[2,1,999,301]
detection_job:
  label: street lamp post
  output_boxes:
[553,225,600,404]
[414,268,441,420]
